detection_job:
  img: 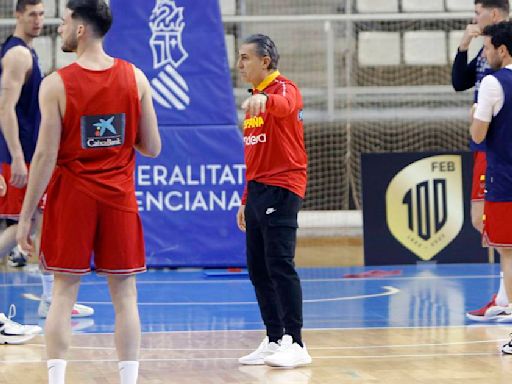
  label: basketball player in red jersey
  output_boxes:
[16,1,161,383]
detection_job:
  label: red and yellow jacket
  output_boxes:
[242,71,307,204]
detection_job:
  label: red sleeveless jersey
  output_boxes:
[56,59,140,212]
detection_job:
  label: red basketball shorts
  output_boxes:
[40,172,146,275]
[483,200,512,247]
[471,151,486,201]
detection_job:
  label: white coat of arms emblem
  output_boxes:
[149,0,190,110]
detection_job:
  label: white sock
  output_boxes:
[496,271,509,307]
[119,361,139,384]
[40,273,54,302]
[47,359,67,384]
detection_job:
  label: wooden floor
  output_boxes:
[3,237,510,383]
[0,235,365,269]
[296,236,364,267]
[1,327,511,383]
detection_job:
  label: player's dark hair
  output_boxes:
[242,34,280,70]
[483,21,512,55]
[66,0,112,37]
[16,0,42,13]
[475,0,510,14]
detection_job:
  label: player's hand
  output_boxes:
[9,157,28,188]
[237,204,246,232]
[241,94,268,117]
[0,175,6,197]
[459,24,481,51]
[16,218,34,256]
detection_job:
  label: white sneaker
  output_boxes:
[264,335,312,368]
[239,337,280,365]
[0,304,42,345]
[70,318,95,332]
[38,300,95,318]
[466,295,512,322]
[7,246,28,268]
[502,335,512,354]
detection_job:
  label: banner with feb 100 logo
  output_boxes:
[104,0,245,267]
[362,152,488,265]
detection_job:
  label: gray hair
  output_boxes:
[242,34,280,70]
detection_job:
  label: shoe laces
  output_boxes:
[276,336,294,352]
[0,305,24,331]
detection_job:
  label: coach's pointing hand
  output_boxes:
[242,93,268,117]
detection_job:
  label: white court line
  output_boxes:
[24,323,511,336]
[22,286,400,305]
[24,337,507,351]
[0,352,502,364]
[144,323,512,333]
[0,274,502,288]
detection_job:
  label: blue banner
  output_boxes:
[105,0,245,267]
[135,126,245,267]
[105,0,237,126]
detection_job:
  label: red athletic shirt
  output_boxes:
[242,71,307,204]
[55,59,141,212]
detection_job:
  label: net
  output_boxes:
[225,1,477,212]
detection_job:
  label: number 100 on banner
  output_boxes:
[386,155,464,261]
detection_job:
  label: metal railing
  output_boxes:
[223,12,475,122]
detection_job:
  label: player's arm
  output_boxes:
[17,73,63,252]
[470,75,501,144]
[0,46,32,188]
[470,118,489,144]
[237,187,247,232]
[452,52,478,91]
[264,82,298,117]
[242,81,297,118]
[133,66,161,158]
[0,174,6,197]
[452,24,481,91]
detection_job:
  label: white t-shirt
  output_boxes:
[473,64,512,122]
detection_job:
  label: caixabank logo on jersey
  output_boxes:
[81,114,125,149]
[149,0,190,110]
[385,155,464,261]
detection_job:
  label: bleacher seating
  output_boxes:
[356,0,398,13]
[58,0,65,16]
[42,0,55,18]
[220,0,236,15]
[358,32,400,66]
[32,36,53,74]
[224,34,235,68]
[446,0,474,11]
[403,31,447,65]
[402,0,444,12]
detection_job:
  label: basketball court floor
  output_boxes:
[1,263,511,383]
